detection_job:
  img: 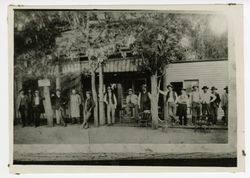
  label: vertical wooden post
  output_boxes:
[91,70,99,126]
[163,67,168,123]
[43,85,53,127]
[55,65,61,90]
[151,72,159,129]
[99,64,105,125]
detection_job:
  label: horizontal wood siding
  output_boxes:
[166,60,228,119]
[166,60,228,93]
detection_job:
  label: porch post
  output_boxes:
[163,66,168,123]
[55,65,61,90]
[98,64,105,125]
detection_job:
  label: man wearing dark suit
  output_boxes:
[27,89,34,126]
[32,90,44,127]
[210,86,221,125]
[17,89,28,127]
[51,89,67,127]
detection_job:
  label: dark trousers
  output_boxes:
[33,106,41,127]
[27,106,33,125]
[19,106,26,127]
[202,103,212,122]
[191,102,201,123]
[210,104,218,124]
[222,106,228,124]
[178,104,187,125]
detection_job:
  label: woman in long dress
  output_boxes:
[70,89,81,124]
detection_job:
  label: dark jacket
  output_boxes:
[211,92,221,107]
[84,98,95,112]
[32,96,44,112]
[17,95,28,110]
[52,95,66,110]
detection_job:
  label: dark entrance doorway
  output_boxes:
[170,82,183,96]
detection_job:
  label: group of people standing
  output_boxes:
[159,85,228,126]
[16,83,228,128]
[17,89,44,127]
[16,88,95,129]
[122,83,228,126]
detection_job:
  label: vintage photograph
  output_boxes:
[9,5,243,170]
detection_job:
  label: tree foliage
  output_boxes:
[14,11,228,79]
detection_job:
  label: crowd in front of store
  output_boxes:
[16,81,228,129]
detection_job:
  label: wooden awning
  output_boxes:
[61,58,143,75]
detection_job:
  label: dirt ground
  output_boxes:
[14,124,228,144]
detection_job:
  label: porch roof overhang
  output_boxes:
[60,57,143,75]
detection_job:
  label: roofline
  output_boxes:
[171,58,228,64]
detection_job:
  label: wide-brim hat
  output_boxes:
[167,84,173,89]
[107,86,111,90]
[142,84,147,88]
[128,88,133,92]
[211,86,217,90]
[86,91,92,94]
[202,86,209,90]
[224,86,228,90]
[192,85,198,89]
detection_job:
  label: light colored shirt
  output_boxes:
[201,92,216,104]
[191,91,201,103]
[178,94,188,104]
[35,96,40,105]
[126,94,138,105]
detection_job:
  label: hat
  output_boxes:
[211,86,217,90]
[56,89,61,92]
[224,86,228,90]
[192,85,198,89]
[107,86,111,90]
[202,86,209,90]
[86,91,92,94]
[35,90,39,93]
[19,89,24,93]
[128,88,133,92]
[181,88,186,91]
[142,84,147,88]
[167,84,173,89]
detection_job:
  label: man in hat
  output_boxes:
[32,90,44,127]
[190,85,201,124]
[138,84,151,112]
[69,88,82,124]
[159,84,178,124]
[52,89,67,127]
[27,89,34,126]
[177,88,189,125]
[104,86,117,126]
[125,88,138,117]
[200,86,216,124]
[210,86,221,125]
[17,89,28,127]
[82,91,95,129]
[221,86,228,125]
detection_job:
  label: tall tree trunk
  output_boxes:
[55,65,61,90]
[43,84,53,127]
[151,72,159,129]
[98,64,105,125]
[163,67,168,124]
[91,70,99,126]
